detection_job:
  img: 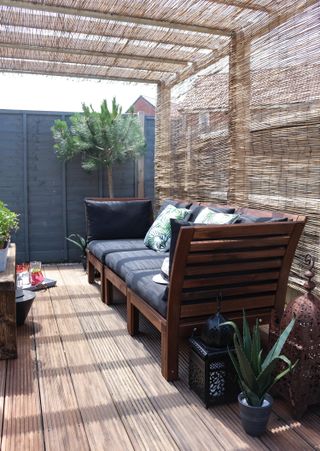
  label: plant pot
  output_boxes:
[16,289,36,326]
[238,392,273,437]
[0,240,10,272]
[81,255,87,271]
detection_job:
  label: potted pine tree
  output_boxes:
[223,313,296,437]
[51,98,145,197]
[0,201,19,272]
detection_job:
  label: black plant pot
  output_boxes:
[238,392,273,437]
[81,255,87,271]
[16,289,36,326]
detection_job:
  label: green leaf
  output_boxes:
[233,333,259,394]
[251,319,262,375]
[242,310,252,361]
[262,317,295,370]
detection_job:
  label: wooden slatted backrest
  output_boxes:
[167,217,306,326]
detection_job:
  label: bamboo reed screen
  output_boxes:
[155,3,320,294]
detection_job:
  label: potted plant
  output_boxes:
[51,98,146,197]
[223,313,296,437]
[66,234,88,270]
[0,201,19,272]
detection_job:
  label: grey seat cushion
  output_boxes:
[126,270,168,318]
[87,239,146,262]
[105,249,168,317]
[105,249,164,280]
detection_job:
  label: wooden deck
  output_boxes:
[1,265,320,451]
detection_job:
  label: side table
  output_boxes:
[0,244,17,359]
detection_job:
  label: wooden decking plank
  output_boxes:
[137,316,268,451]
[66,265,228,451]
[1,322,44,451]
[68,264,320,451]
[47,265,159,451]
[0,360,7,448]
[271,400,320,449]
[2,264,318,451]
[53,265,179,451]
[31,285,90,451]
[178,332,316,450]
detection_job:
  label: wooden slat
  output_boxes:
[1,323,44,451]
[190,235,290,252]
[44,266,134,450]
[192,223,296,240]
[31,284,91,451]
[185,258,283,275]
[183,270,280,289]
[0,361,7,448]
[180,295,276,318]
[182,282,278,301]
[187,247,286,264]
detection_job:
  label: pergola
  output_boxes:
[0,0,319,291]
[0,1,315,86]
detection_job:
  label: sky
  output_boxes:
[0,73,157,113]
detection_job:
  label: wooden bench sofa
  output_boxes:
[86,198,306,381]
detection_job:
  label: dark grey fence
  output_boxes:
[0,109,155,263]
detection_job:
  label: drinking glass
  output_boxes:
[29,261,44,285]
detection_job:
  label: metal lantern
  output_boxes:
[269,254,320,418]
[189,297,239,407]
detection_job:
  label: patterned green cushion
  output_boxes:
[194,207,239,225]
[144,204,190,252]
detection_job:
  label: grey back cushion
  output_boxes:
[85,199,153,241]
[237,215,288,224]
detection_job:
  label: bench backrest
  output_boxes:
[168,217,306,328]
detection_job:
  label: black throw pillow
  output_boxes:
[85,199,153,241]
[169,219,194,273]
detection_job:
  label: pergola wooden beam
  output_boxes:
[228,31,250,204]
[0,66,160,84]
[0,1,233,36]
[0,42,189,67]
[0,12,221,51]
[165,43,230,87]
[205,0,271,14]
[0,47,177,73]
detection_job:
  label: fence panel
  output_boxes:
[0,109,155,263]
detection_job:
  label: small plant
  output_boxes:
[66,234,87,256]
[0,201,19,248]
[223,312,296,407]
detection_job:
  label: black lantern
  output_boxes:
[189,296,239,407]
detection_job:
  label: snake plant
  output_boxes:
[66,234,87,256]
[222,312,296,407]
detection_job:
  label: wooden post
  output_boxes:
[155,83,171,206]
[136,111,145,198]
[228,32,251,205]
[0,244,17,359]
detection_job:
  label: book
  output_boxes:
[28,278,57,291]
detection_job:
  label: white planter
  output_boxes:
[0,241,10,272]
